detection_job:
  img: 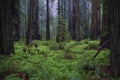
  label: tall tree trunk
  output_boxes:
[26,0,34,45]
[84,0,89,39]
[56,0,61,42]
[90,0,100,40]
[13,0,20,41]
[56,0,65,42]
[26,0,41,45]
[109,0,120,77]
[100,0,110,48]
[32,0,41,40]
[63,0,66,19]
[68,0,73,39]
[46,0,50,40]
[72,0,81,41]
[0,0,14,54]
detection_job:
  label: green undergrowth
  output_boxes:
[0,39,116,80]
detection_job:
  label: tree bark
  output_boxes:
[13,0,20,41]
[0,0,14,54]
[46,0,50,40]
[72,0,81,41]
[68,0,73,39]
[109,0,120,77]
[100,0,110,49]
[26,0,34,45]
[26,0,41,45]
[32,0,41,40]
[90,0,100,40]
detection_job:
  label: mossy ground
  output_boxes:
[0,39,119,80]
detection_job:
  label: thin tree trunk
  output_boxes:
[68,0,73,39]
[46,0,50,40]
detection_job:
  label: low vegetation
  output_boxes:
[0,40,119,80]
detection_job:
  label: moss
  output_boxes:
[87,40,100,50]
[80,39,90,44]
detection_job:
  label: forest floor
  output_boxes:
[0,39,119,80]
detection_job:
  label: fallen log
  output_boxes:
[93,40,110,58]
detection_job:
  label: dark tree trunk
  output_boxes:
[68,0,73,39]
[75,0,81,41]
[26,0,41,45]
[90,0,100,40]
[26,0,34,45]
[0,0,14,54]
[84,1,89,39]
[109,0,120,77]
[32,0,41,40]
[63,0,66,19]
[72,0,81,41]
[13,0,20,41]
[100,0,110,49]
[56,0,61,42]
[46,0,50,40]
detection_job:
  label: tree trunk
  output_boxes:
[26,0,34,45]
[0,0,14,54]
[90,0,100,40]
[109,0,120,77]
[32,0,41,40]
[56,0,67,42]
[72,0,81,41]
[56,0,62,42]
[46,0,50,40]
[68,0,73,39]
[26,0,41,45]
[13,0,20,41]
[100,0,110,49]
